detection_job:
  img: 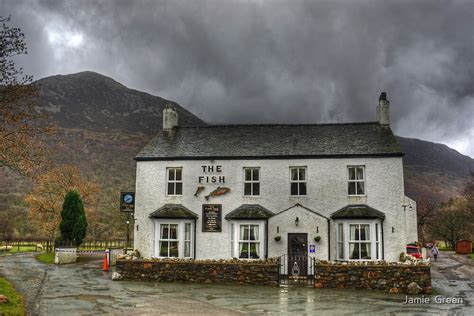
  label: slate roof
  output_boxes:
[330,205,385,219]
[225,204,274,220]
[149,204,198,219]
[135,122,402,160]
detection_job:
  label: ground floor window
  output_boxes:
[335,220,382,261]
[154,220,194,258]
[230,221,264,259]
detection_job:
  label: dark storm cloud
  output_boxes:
[2,0,474,156]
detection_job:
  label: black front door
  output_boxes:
[287,233,308,276]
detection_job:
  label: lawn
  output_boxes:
[0,277,25,316]
[0,245,42,254]
[35,252,55,264]
[470,254,474,260]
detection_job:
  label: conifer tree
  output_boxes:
[59,190,88,246]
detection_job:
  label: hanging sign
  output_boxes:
[120,192,135,212]
[202,204,222,232]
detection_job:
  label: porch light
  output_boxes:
[295,217,299,226]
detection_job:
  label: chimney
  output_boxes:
[163,104,178,131]
[377,92,390,126]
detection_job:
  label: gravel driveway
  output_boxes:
[0,252,472,315]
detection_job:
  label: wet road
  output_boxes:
[0,252,472,315]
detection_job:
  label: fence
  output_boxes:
[0,239,131,253]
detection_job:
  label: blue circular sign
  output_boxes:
[123,194,133,204]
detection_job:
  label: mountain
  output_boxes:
[398,136,474,202]
[1,71,472,237]
[35,71,206,134]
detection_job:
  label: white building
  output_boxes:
[133,93,417,263]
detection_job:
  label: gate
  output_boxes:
[278,254,315,286]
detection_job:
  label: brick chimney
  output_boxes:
[163,104,178,131]
[377,92,390,126]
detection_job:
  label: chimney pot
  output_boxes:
[163,104,178,131]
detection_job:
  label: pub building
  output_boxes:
[133,93,417,263]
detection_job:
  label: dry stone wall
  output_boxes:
[314,264,431,293]
[116,259,279,286]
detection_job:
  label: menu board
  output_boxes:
[202,204,222,232]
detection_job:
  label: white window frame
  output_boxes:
[290,166,307,196]
[335,219,382,261]
[166,167,183,196]
[243,167,260,196]
[153,220,194,258]
[348,223,372,261]
[230,221,265,260]
[347,166,365,196]
[336,223,344,260]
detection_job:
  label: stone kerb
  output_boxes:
[116,259,279,286]
[54,247,78,264]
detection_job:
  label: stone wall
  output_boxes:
[314,264,431,293]
[116,259,279,286]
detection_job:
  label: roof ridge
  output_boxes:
[178,121,380,129]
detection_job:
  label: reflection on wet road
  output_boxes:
[0,252,472,315]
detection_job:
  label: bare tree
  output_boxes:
[0,16,53,176]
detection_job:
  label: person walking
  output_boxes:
[431,244,439,262]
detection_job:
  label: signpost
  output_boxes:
[202,204,222,232]
[120,192,135,212]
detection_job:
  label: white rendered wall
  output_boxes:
[134,157,414,262]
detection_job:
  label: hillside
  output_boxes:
[35,71,206,134]
[398,136,474,202]
[1,71,472,237]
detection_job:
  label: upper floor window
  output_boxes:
[167,167,183,196]
[348,166,365,196]
[244,168,260,196]
[290,167,307,196]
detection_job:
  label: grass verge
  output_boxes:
[35,252,55,264]
[0,277,25,316]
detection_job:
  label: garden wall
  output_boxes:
[116,259,279,286]
[314,263,431,293]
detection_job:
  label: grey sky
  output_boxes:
[2,0,473,157]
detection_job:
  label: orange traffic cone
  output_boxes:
[102,251,109,271]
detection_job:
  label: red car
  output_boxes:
[406,245,422,259]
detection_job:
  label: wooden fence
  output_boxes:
[0,239,131,252]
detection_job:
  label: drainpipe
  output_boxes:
[327,218,331,261]
[194,218,197,259]
[381,218,385,260]
[265,219,269,259]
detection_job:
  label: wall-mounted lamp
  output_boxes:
[316,226,319,233]
[402,204,413,212]
[295,217,299,226]
[392,227,395,233]
[277,226,280,233]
